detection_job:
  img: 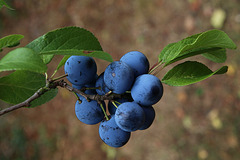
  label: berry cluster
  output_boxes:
[64,51,164,148]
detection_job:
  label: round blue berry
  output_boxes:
[99,115,131,148]
[120,51,149,77]
[139,106,155,130]
[115,102,145,132]
[104,61,134,94]
[131,74,163,106]
[75,98,105,125]
[64,56,97,86]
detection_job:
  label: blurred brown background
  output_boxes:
[0,0,240,160]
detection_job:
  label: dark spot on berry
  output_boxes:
[67,62,69,65]
[79,72,82,76]
[75,80,78,82]
[78,61,81,64]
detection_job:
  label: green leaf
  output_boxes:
[26,26,112,64]
[0,0,14,10]
[41,50,113,62]
[162,61,228,86]
[159,29,237,65]
[0,47,47,73]
[202,48,226,63]
[165,47,223,65]
[0,34,24,50]
[51,55,71,77]
[29,88,58,108]
[0,71,45,104]
[56,55,71,71]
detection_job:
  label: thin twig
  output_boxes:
[149,61,163,74]
[0,79,59,116]
[0,88,47,116]
[51,74,68,82]
[0,79,130,117]
[57,80,125,101]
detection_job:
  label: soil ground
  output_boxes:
[0,0,240,160]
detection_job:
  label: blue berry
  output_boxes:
[115,102,145,132]
[120,51,149,77]
[64,56,97,86]
[99,115,131,148]
[139,106,155,130]
[95,72,111,95]
[104,61,134,94]
[75,98,105,125]
[131,74,163,106]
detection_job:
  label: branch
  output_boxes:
[0,79,130,117]
[56,80,129,101]
[0,88,48,116]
